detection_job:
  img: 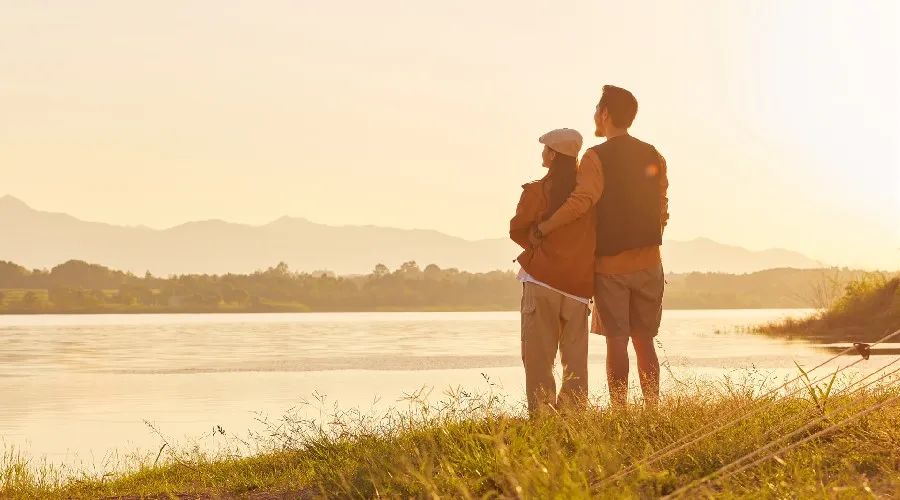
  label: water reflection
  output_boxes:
[2,309,895,468]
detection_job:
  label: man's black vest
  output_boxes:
[591,135,663,257]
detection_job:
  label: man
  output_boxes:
[533,85,669,407]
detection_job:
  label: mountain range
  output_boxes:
[0,195,823,275]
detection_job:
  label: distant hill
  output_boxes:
[0,195,823,275]
[662,237,823,274]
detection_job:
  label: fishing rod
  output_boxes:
[595,328,900,487]
[664,359,900,498]
[663,388,900,498]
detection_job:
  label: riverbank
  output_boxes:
[3,385,899,499]
[758,276,900,343]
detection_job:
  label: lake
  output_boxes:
[1,309,893,470]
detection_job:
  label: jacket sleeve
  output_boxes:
[510,185,540,249]
[539,149,604,235]
[657,151,670,234]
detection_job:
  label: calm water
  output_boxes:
[1,309,892,469]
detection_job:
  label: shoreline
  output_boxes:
[4,386,898,499]
[0,305,816,315]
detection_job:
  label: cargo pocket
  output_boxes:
[520,285,537,343]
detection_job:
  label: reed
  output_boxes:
[3,377,899,499]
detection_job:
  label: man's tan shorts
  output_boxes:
[593,264,665,338]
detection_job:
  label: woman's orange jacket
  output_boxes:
[510,178,597,299]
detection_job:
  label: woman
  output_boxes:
[509,128,598,413]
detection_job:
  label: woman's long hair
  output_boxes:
[543,151,578,220]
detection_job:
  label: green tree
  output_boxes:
[373,264,389,278]
[0,261,31,288]
[50,260,117,288]
[424,264,442,281]
[269,262,290,276]
[399,261,420,274]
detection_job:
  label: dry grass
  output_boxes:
[759,276,900,342]
[3,377,899,499]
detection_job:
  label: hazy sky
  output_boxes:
[2,1,898,269]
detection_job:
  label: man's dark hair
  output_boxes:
[599,85,638,128]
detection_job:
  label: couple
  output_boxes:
[510,85,669,413]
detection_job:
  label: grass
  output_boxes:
[758,275,900,342]
[3,377,899,499]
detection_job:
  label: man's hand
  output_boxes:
[528,225,544,247]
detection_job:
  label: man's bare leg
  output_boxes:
[632,336,660,406]
[605,335,630,407]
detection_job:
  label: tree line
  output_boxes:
[0,260,518,313]
[0,259,891,313]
